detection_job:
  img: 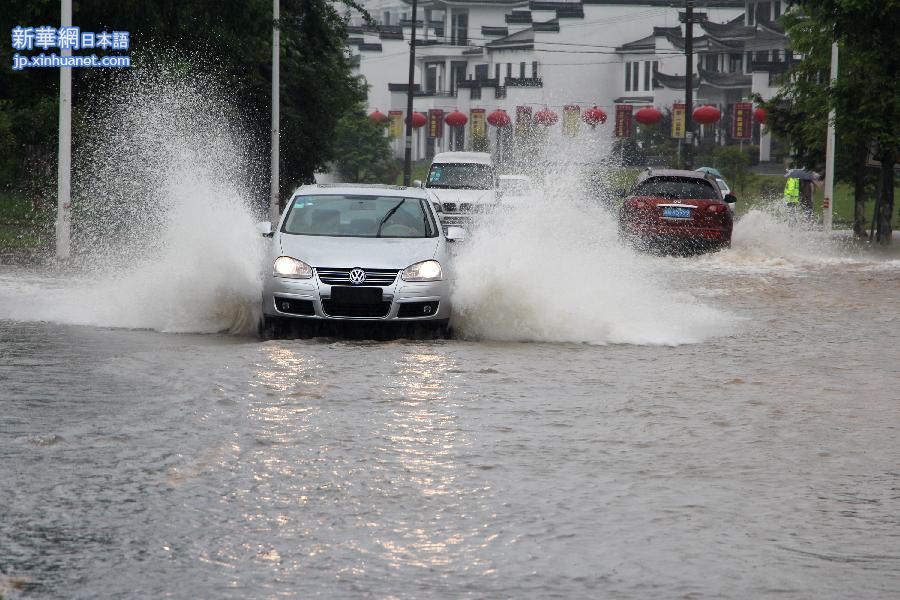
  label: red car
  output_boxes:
[618,169,734,253]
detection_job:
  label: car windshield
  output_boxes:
[426,163,494,190]
[716,179,728,191]
[282,194,437,238]
[633,176,718,200]
[500,179,531,195]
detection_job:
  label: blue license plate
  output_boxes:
[662,206,692,219]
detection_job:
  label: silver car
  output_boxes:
[258,184,464,337]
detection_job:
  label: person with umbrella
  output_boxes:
[784,169,820,219]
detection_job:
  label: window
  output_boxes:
[506,63,512,79]
[532,61,539,78]
[474,64,488,80]
[383,11,391,25]
[625,61,631,91]
[283,196,438,238]
[451,11,468,46]
[425,62,440,92]
[643,60,651,90]
[426,163,496,190]
[632,62,639,90]
[746,51,753,72]
[519,62,526,78]
[495,64,500,80]
[758,2,771,22]
[774,1,781,17]
[748,3,755,25]
[633,177,718,200]
[652,61,658,88]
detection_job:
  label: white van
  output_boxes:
[424,152,497,228]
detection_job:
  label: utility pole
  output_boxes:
[269,0,280,223]
[56,0,72,259]
[681,0,694,170]
[822,42,838,231]
[402,0,418,186]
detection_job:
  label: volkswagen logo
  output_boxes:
[348,268,366,285]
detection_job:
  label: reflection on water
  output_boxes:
[1,258,900,599]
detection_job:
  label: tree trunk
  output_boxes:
[875,152,895,244]
[852,142,868,238]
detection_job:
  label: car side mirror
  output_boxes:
[256,221,273,237]
[445,226,467,242]
[724,193,737,203]
[413,179,423,188]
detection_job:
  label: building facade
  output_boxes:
[349,1,788,163]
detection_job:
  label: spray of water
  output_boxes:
[450,131,736,345]
[0,65,265,333]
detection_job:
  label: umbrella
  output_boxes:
[785,169,821,181]
[695,166,724,179]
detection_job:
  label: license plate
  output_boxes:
[662,206,692,219]
[330,286,382,304]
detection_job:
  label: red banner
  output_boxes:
[428,109,444,138]
[615,104,633,137]
[516,105,532,133]
[470,108,486,137]
[732,102,752,140]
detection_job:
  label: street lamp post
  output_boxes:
[402,0,418,186]
[822,42,838,231]
[269,0,280,223]
[56,0,72,259]
[682,0,694,170]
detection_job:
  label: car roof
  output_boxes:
[431,151,493,166]
[635,168,716,185]
[291,183,429,199]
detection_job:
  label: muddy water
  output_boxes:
[2,238,899,599]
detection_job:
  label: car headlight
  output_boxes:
[273,256,313,279]
[401,260,442,282]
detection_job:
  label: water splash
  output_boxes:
[450,134,736,346]
[0,65,264,334]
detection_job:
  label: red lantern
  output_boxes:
[410,112,427,128]
[444,110,468,128]
[487,109,511,128]
[368,110,388,123]
[533,107,559,126]
[634,107,662,125]
[693,105,721,125]
[583,106,607,126]
[753,107,767,124]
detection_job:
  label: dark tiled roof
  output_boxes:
[613,96,654,103]
[757,18,786,36]
[584,0,741,5]
[533,19,560,32]
[487,27,534,49]
[697,67,751,88]
[388,83,420,92]
[463,47,484,55]
[700,20,757,40]
[358,43,383,52]
[617,33,655,51]
[506,10,533,24]
[481,26,509,36]
[654,70,700,90]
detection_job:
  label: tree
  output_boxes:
[332,106,397,183]
[758,1,899,241]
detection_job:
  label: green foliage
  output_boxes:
[331,106,398,183]
[0,0,367,202]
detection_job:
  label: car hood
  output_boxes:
[426,188,496,205]
[278,234,440,269]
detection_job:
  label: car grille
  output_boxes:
[321,300,392,318]
[316,268,399,286]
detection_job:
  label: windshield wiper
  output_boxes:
[376,199,406,237]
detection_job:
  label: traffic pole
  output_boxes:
[269,0,280,224]
[682,0,694,170]
[822,42,838,231]
[56,0,72,259]
[402,0,418,186]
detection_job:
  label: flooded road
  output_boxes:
[2,238,899,599]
